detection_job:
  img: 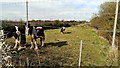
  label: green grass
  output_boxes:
[5,26,118,66]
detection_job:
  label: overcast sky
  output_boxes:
[0,0,116,21]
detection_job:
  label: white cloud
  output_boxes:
[1,0,118,21]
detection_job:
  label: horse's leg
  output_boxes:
[18,35,26,51]
[30,35,34,49]
[16,36,21,50]
[40,37,44,47]
[13,39,18,49]
[18,40,23,51]
[34,37,38,50]
[34,40,38,50]
[42,41,44,47]
[30,42,34,49]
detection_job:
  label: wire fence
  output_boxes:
[0,0,119,67]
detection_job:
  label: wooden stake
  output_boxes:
[78,40,82,68]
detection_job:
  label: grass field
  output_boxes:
[5,26,118,67]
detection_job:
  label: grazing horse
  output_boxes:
[60,27,66,34]
[28,24,45,50]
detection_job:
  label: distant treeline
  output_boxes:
[1,20,88,29]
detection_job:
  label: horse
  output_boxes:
[28,24,45,50]
[60,27,66,34]
[3,25,26,51]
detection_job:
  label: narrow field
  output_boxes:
[5,26,118,66]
